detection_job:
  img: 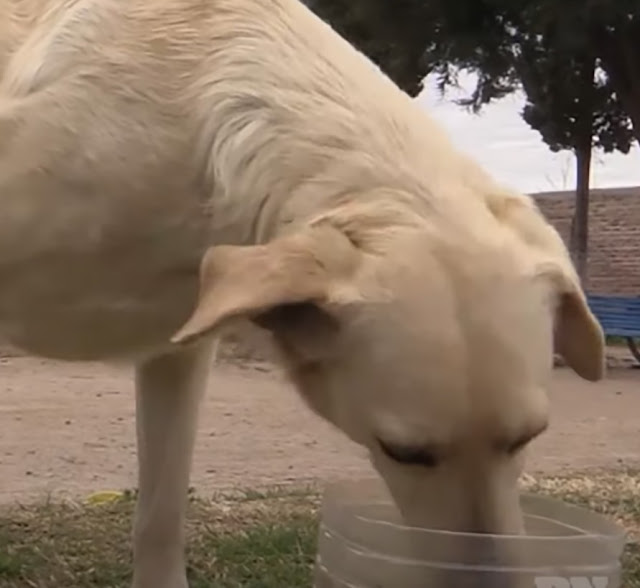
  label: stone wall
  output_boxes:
[533,186,640,295]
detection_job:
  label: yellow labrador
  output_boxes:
[1,0,604,586]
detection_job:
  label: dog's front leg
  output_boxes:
[132,342,212,588]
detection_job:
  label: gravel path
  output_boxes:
[1,356,639,503]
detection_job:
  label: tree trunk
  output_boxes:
[572,142,592,286]
[570,58,596,287]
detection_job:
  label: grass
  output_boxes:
[521,471,640,588]
[0,472,639,587]
[0,485,320,588]
[608,335,632,347]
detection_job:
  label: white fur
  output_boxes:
[1,1,604,586]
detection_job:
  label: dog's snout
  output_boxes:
[465,500,502,537]
[443,536,522,588]
[464,483,525,536]
[462,533,501,564]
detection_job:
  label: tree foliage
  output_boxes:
[305,0,431,96]
[307,0,640,148]
[307,0,640,282]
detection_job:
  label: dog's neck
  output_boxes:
[228,179,433,254]
[201,118,438,248]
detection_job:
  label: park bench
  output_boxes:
[586,294,640,364]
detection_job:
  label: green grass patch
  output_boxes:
[0,488,319,588]
[0,473,639,587]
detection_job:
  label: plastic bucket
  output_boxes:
[314,478,626,588]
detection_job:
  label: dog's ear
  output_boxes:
[536,261,605,382]
[171,225,360,347]
[487,190,605,381]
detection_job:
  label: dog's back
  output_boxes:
[0,0,589,367]
[0,0,448,357]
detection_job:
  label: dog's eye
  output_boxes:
[377,439,440,468]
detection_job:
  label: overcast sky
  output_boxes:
[416,71,640,194]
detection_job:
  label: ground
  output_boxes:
[1,353,639,503]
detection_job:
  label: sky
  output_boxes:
[415,71,640,194]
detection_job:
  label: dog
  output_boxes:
[1,0,605,586]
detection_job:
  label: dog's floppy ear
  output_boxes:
[171,225,360,346]
[537,261,605,382]
[487,190,604,381]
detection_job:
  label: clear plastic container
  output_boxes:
[314,478,626,588]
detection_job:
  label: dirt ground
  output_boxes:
[0,353,639,503]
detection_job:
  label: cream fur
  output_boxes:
[1,1,605,586]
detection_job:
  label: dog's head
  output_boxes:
[172,201,604,537]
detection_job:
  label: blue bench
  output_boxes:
[586,294,640,364]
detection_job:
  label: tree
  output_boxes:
[307,0,638,283]
[304,0,431,96]
[595,8,640,141]
[524,0,640,144]
[514,16,634,283]
[308,0,640,142]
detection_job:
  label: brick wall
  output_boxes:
[532,186,640,295]
[214,187,640,362]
